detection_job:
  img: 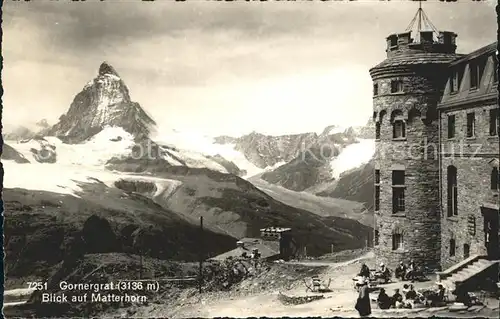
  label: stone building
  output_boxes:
[438,42,498,270]
[370,10,498,272]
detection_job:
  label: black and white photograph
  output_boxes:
[1,0,499,317]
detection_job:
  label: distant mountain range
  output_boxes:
[2,62,375,284]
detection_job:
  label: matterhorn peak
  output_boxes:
[47,63,156,143]
[98,61,120,77]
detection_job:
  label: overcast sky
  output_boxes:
[2,0,496,137]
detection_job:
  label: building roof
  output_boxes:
[449,42,497,66]
[260,227,291,233]
[371,52,463,70]
[210,238,280,261]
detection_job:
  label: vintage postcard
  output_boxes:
[1,0,498,318]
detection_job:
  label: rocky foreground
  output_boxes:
[5,249,498,318]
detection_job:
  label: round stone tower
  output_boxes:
[369,28,460,271]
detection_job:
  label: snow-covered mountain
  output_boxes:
[213,131,319,169]
[3,119,51,141]
[237,127,375,192]
[47,62,156,143]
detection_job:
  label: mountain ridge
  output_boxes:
[47,62,156,143]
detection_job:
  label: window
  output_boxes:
[470,58,486,89]
[392,170,405,186]
[466,113,475,138]
[373,83,379,96]
[490,108,499,136]
[392,188,405,213]
[375,170,380,184]
[375,122,381,140]
[447,115,456,139]
[449,239,456,257]
[491,168,499,191]
[463,244,470,259]
[392,233,403,251]
[374,230,379,246]
[447,166,458,217]
[392,170,405,213]
[470,62,478,88]
[450,71,459,93]
[393,120,406,139]
[391,80,403,93]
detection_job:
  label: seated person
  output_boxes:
[402,284,410,296]
[358,263,370,278]
[405,260,417,281]
[377,263,390,281]
[392,289,404,308]
[427,284,446,307]
[436,284,446,301]
[405,284,418,300]
[378,262,386,273]
[395,261,407,281]
[412,294,426,308]
[377,288,392,310]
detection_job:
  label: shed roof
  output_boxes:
[210,239,280,261]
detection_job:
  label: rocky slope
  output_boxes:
[106,158,374,254]
[47,62,156,143]
[3,185,236,282]
[2,143,30,163]
[316,160,375,211]
[258,129,363,191]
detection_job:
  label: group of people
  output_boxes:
[358,262,390,279]
[376,283,446,309]
[353,260,450,316]
[394,259,423,282]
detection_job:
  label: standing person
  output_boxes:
[359,263,370,278]
[355,277,372,317]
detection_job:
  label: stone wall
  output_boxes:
[372,65,446,271]
[439,103,499,270]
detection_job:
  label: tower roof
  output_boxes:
[370,3,460,75]
[405,0,439,44]
[371,52,463,69]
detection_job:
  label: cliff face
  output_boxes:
[48,62,156,143]
[215,132,320,169]
[316,160,375,209]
